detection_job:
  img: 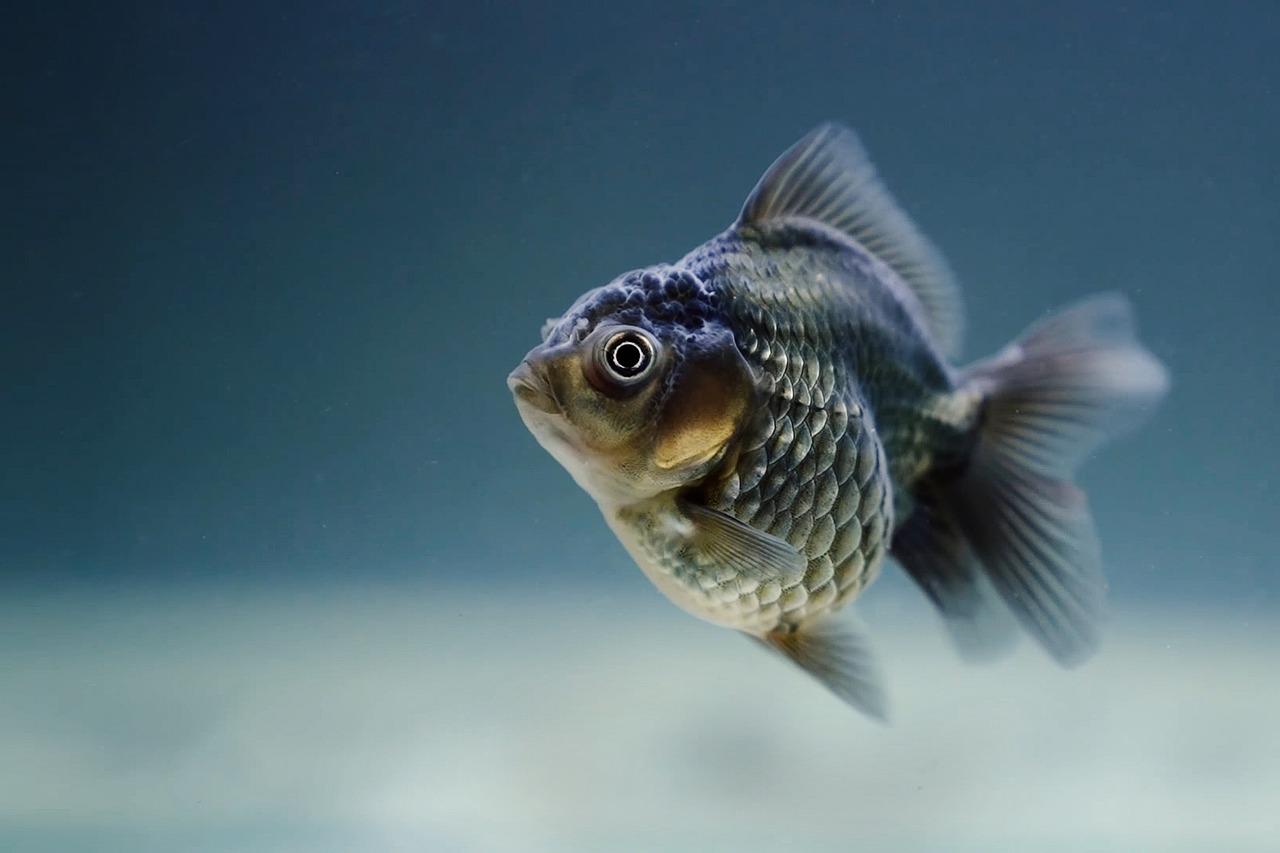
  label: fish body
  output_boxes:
[509,125,1167,717]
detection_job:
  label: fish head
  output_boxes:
[508,268,757,506]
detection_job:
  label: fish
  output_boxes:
[507,123,1168,719]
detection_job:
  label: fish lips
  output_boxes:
[508,356,590,482]
[507,359,561,415]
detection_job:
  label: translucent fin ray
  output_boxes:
[940,294,1169,666]
[738,123,964,356]
[753,618,888,720]
[891,485,1018,661]
[681,499,807,585]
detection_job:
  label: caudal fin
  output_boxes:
[940,295,1168,666]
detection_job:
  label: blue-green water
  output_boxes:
[3,2,1277,850]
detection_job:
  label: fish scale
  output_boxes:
[670,238,901,633]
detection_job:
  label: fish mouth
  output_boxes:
[507,360,560,414]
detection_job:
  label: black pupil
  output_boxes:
[610,337,648,376]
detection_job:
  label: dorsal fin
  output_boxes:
[737,123,965,357]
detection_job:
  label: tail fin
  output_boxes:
[909,295,1168,666]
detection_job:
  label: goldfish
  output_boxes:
[508,124,1168,718]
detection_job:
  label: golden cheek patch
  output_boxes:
[653,356,751,471]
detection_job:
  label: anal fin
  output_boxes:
[892,485,1017,661]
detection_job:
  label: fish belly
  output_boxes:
[614,391,895,634]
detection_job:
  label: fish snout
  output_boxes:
[507,359,560,414]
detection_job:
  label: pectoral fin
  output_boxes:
[680,499,806,585]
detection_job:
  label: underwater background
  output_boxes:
[4,1,1278,850]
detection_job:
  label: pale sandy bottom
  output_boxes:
[1,581,1276,852]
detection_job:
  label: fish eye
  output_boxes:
[586,326,660,394]
[605,332,652,378]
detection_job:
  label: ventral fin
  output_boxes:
[681,499,806,585]
[737,123,964,357]
[752,619,888,721]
